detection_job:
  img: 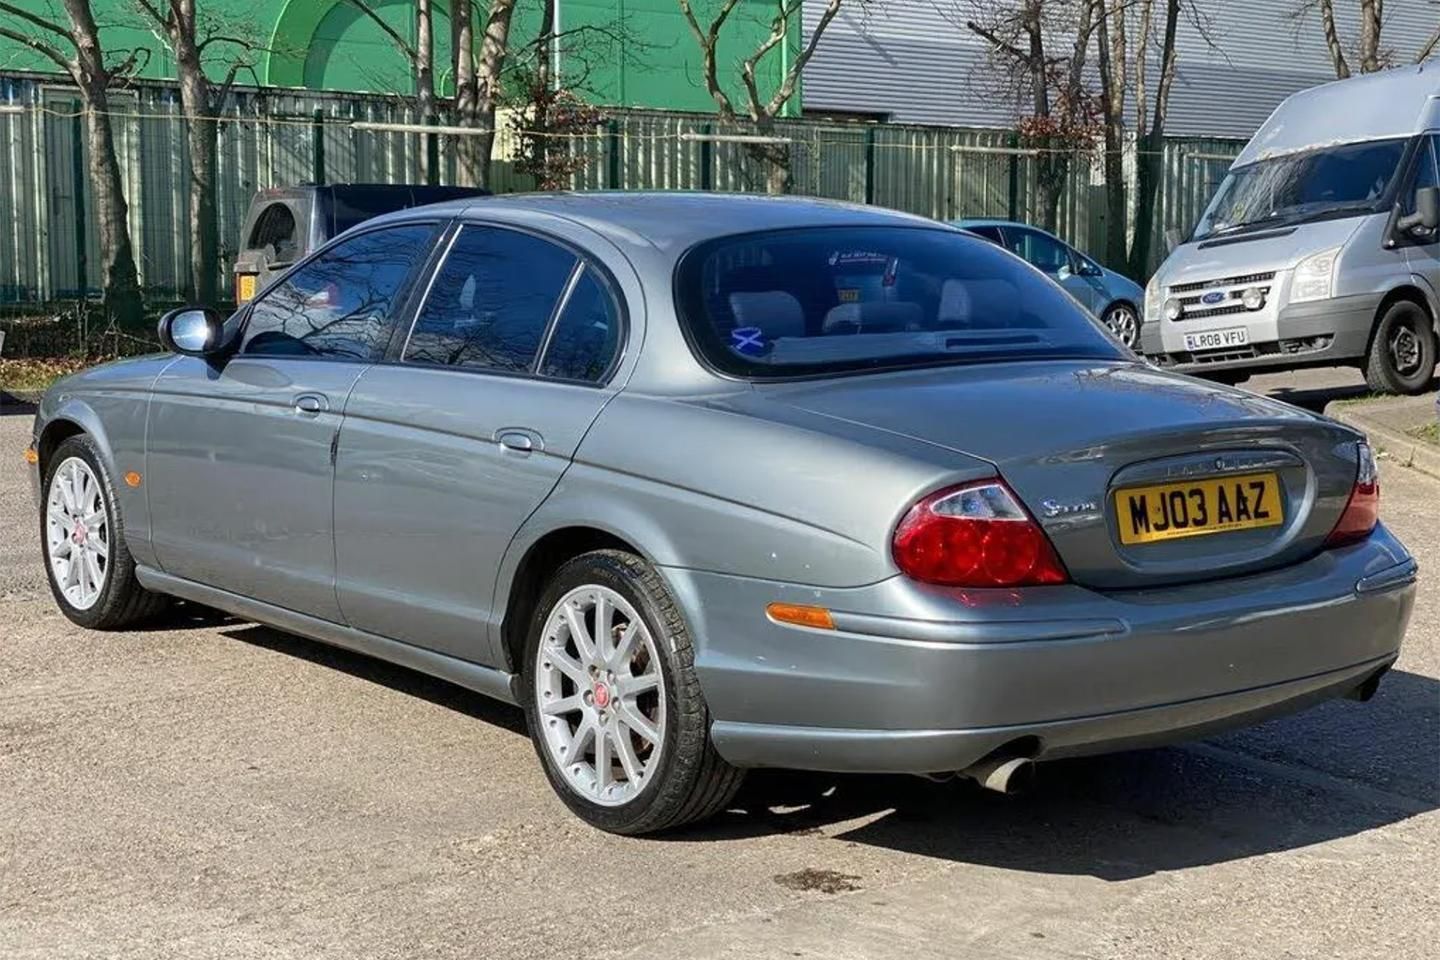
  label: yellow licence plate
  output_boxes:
[1115,472,1284,545]
[236,273,257,303]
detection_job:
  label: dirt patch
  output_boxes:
[773,868,862,894]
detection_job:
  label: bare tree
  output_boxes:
[1095,0,1127,267]
[0,0,145,323]
[134,1,262,305]
[1285,1,1399,78]
[678,0,849,194]
[961,0,1101,232]
[343,1,439,181]
[452,0,519,188]
[1129,0,1180,277]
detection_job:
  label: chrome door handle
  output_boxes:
[294,393,328,416]
[497,429,540,454]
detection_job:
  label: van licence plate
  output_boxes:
[1115,472,1283,545]
[1183,327,1248,351]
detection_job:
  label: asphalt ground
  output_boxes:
[1,366,1436,959]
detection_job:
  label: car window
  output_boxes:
[1403,135,1439,215]
[249,203,299,262]
[966,225,1004,244]
[1006,229,1070,274]
[404,226,577,373]
[676,226,1122,379]
[240,223,435,361]
[540,267,622,382]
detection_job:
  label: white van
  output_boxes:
[1142,65,1440,394]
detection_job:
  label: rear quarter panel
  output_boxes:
[511,390,995,589]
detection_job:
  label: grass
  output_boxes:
[0,357,91,394]
[1407,420,1440,446]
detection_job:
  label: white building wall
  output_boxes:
[803,0,1440,138]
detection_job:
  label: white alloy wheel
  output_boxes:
[45,456,110,611]
[534,584,667,807]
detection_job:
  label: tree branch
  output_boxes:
[1417,21,1440,63]
[343,0,417,59]
[677,0,743,117]
[0,23,74,77]
[765,0,843,118]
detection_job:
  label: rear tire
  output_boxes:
[1365,299,1436,395]
[1101,302,1140,350]
[522,549,744,835]
[40,435,167,630]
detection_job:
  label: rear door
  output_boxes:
[333,221,627,664]
[148,221,439,619]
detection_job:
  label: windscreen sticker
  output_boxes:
[731,326,767,355]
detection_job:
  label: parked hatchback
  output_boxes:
[233,183,488,304]
[30,194,1415,835]
[956,218,1145,348]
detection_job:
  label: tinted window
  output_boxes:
[249,203,299,261]
[404,226,577,373]
[541,268,621,382]
[1007,229,1070,274]
[677,226,1122,379]
[965,225,1004,244]
[240,223,435,360]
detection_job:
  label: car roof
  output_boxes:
[1236,63,1440,167]
[366,191,950,252]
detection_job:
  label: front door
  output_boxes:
[1403,134,1440,301]
[334,223,627,664]
[147,221,439,620]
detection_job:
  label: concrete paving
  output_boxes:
[1,367,1436,960]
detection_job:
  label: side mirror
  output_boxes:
[1397,186,1440,235]
[158,307,226,358]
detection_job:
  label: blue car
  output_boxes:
[955,219,1145,349]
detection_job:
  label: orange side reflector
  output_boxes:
[23,447,39,465]
[124,471,142,488]
[765,603,835,630]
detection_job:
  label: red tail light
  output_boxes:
[893,480,1069,587]
[1325,442,1379,548]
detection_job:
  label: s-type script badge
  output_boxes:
[1040,497,1098,519]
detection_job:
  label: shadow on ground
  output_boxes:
[1254,379,1374,413]
[0,392,38,417]
[218,621,529,736]
[681,669,1440,880]
[200,613,1436,881]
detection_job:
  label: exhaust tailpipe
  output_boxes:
[1345,666,1388,702]
[959,755,1035,795]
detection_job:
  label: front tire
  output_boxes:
[41,435,167,629]
[1365,299,1437,395]
[522,549,744,834]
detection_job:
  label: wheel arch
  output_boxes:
[496,524,650,674]
[37,403,113,479]
[1366,283,1436,356]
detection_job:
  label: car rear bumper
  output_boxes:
[1140,293,1379,374]
[662,524,1416,773]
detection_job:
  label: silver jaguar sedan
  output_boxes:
[27,194,1416,835]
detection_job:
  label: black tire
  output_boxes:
[1365,299,1437,395]
[521,549,744,835]
[40,435,168,630]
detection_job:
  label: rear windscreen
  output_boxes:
[675,226,1124,379]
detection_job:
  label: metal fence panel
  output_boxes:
[0,72,1247,315]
